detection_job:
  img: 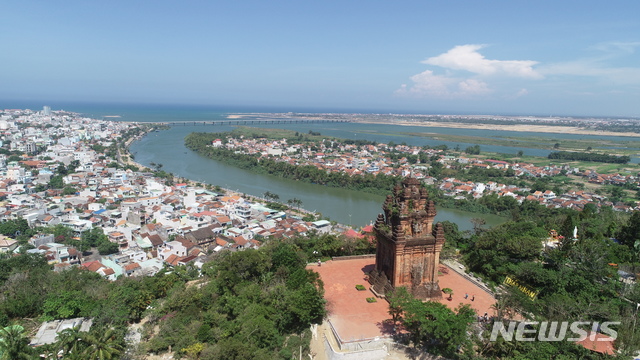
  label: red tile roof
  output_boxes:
[124,263,141,272]
[165,254,179,266]
[233,236,248,246]
[82,260,103,272]
[576,331,616,355]
[178,255,197,264]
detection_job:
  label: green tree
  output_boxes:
[618,211,640,247]
[55,326,86,357]
[57,164,68,175]
[442,287,453,300]
[287,198,302,208]
[0,218,30,238]
[283,282,326,333]
[466,221,545,283]
[387,287,412,326]
[609,186,625,202]
[0,325,33,360]
[400,299,476,356]
[81,327,124,360]
[68,160,80,172]
[559,214,577,240]
[49,175,64,189]
[464,144,481,155]
[470,217,487,235]
[271,243,306,273]
[42,290,95,320]
[97,241,119,255]
[62,186,78,195]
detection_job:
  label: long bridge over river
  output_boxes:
[153,118,352,126]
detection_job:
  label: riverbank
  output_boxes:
[127,124,507,229]
[355,120,640,137]
[123,130,351,228]
[122,133,150,170]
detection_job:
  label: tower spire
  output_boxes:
[371,177,446,299]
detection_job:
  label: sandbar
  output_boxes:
[226,114,254,119]
[356,120,640,138]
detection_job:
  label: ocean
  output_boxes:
[6,100,635,227]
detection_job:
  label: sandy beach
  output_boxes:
[223,112,640,137]
[226,114,255,119]
[356,120,640,137]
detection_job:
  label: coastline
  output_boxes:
[354,120,640,137]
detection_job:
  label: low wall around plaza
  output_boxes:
[323,336,388,360]
[322,319,391,360]
[331,254,376,261]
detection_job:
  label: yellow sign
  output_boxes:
[504,276,539,300]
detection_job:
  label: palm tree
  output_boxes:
[56,326,85,358]
[287,197,302,208]
[479,335,517,358]
[264,191,280,202]
[81,328,124,360]
[0,324,33,360]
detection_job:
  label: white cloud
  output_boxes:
[540,60,640,85]
[458,78,491,95]
[395,70,491,98]
[590,41,640,55]
[539,42,640,85]
[502,88,529,100]
[515,88,528,97]
[396,42,640,113]
[397,45,539,99]
[423,44,542,79]
[406,70,456,96]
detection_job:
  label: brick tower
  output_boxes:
[369,177,445,299]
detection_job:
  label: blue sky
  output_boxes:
[1,1,639,117]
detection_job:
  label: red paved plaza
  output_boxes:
[309,257,496,342]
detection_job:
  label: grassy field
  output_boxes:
[250,126,640,156]
[229,126,331,142]
[393,131,640,155]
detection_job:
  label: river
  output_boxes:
[10,101,637,229]
[129,124,506,231]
